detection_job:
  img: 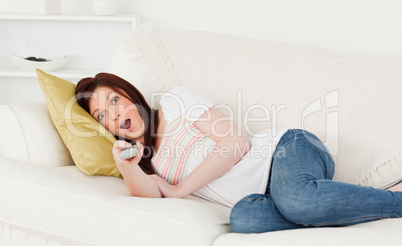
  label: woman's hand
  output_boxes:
[149,174,184,198]
[112,140,144,168]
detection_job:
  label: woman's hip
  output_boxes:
[271,128,336,182]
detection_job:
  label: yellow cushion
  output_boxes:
[36,69,121,178]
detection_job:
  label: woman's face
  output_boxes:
[88,86,145,142]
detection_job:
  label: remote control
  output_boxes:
[119,145,138,160]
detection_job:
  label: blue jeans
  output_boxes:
[230,129,402,233]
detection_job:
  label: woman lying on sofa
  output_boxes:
[75,72,402,233]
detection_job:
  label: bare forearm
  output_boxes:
[176,137,250,197]
[118,164,162,198]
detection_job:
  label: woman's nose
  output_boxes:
[109,106,120,120]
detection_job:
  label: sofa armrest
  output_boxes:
[0,102,73,167]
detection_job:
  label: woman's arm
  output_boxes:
[113,141,162,198]
[155,107,251,198]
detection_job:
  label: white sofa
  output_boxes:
[1,23,402,245]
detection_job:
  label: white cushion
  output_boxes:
[0,103,73,167]
[0,156,231,246]
[124,23,402,189]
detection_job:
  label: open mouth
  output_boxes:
[120,119,132,130]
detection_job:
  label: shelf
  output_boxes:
[0,67,101,79]
[0,12,141,22]
[0,12,141,31]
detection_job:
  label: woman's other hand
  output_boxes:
[149,174,184,198]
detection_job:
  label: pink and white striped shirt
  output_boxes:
[151,117,216,185]
[151,87,290,207]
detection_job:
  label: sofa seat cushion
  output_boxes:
[0,220,88,246]
[0,156,231,246]
[213,218,402,246]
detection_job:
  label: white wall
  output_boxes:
[1,0,402,55]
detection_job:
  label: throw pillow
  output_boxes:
[123,22,183,108]
[37,69,121,178]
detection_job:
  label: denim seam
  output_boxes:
[305,215,387,227]
[280,139,333,164]
[276,130,321,151]
[275,140,324,160]
[276,129,297,148]
[290,129,297,139]
[290,142,335,178]
[244,196,275,205]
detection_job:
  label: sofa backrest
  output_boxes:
[109,23,402,189]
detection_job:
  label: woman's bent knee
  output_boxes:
[230,194,268,233]
[271,182,333,226]
[230,194,301,233]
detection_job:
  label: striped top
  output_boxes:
[151,117,216,185]
[151,86,291,208]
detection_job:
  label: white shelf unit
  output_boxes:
[0,13,141,24]
[0,13,141,79]
[0,12,141,104]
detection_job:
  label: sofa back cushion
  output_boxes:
[118,23,402,189]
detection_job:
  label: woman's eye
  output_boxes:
[98,113,106,121]
[112,96,119,104]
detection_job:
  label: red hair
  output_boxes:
[75,73,158,175]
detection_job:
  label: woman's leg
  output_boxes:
[270,129,402,227]
[230,190,303,233]
[229,130,309,233]
[230,129,402,233]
